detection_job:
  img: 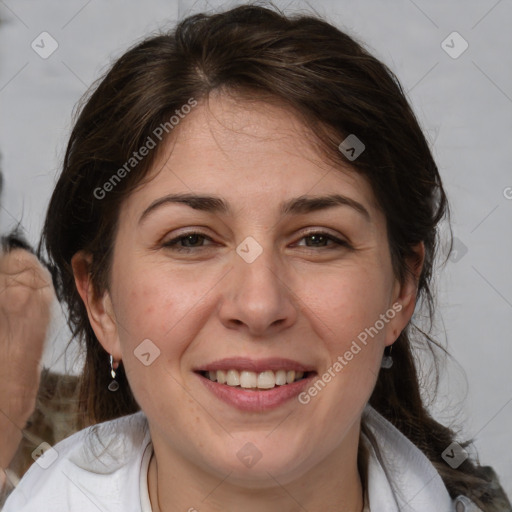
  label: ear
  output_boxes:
[71,250,122,361]
[385,242,425,346]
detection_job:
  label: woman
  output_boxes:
[4,4,510,511]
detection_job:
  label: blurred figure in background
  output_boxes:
[0,170,78,505]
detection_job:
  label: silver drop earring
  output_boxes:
[381,344,393,369]
[108,355,120,392]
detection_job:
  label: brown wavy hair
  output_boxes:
[39,4,510,510]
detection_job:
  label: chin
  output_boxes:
[203,444,314,488]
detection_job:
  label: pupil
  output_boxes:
[185,234,201,246]
[308,235,324,246]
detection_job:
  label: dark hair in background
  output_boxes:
[0,169,33,253]
[38,4,510,510]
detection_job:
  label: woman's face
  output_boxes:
[76,93,420,486]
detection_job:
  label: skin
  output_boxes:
[0,249,53,479]
[73,92,424,512]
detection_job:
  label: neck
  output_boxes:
[147,424,364,512]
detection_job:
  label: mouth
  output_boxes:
[193,358,317,411]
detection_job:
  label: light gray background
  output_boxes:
[1,0,510,495]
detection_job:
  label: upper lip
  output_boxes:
[194,357,316,373]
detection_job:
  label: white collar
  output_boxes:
[361,404,481,511]
[3,408,481,512]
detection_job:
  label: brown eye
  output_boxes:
[162,232,213,251]
[295,231,349,249]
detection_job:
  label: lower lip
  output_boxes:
[196,372,316,412]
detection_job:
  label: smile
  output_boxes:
[200,369,309,389]
[194,360,317,411]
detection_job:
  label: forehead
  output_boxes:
[121,94,380,221]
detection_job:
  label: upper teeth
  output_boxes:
[205,369,305,389]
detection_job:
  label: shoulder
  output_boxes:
[3,411,150,512]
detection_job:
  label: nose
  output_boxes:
[218,241,298,337]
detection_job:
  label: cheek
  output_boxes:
[112,266,207,343]
[110,266,218,390]
[302,264,393,350]
[110,273,193,413]
[300,266,392,416]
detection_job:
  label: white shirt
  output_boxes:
[2,405,482,511]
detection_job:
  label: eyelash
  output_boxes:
[162,230,350,253]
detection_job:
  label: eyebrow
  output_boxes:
[138,192,371,225]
